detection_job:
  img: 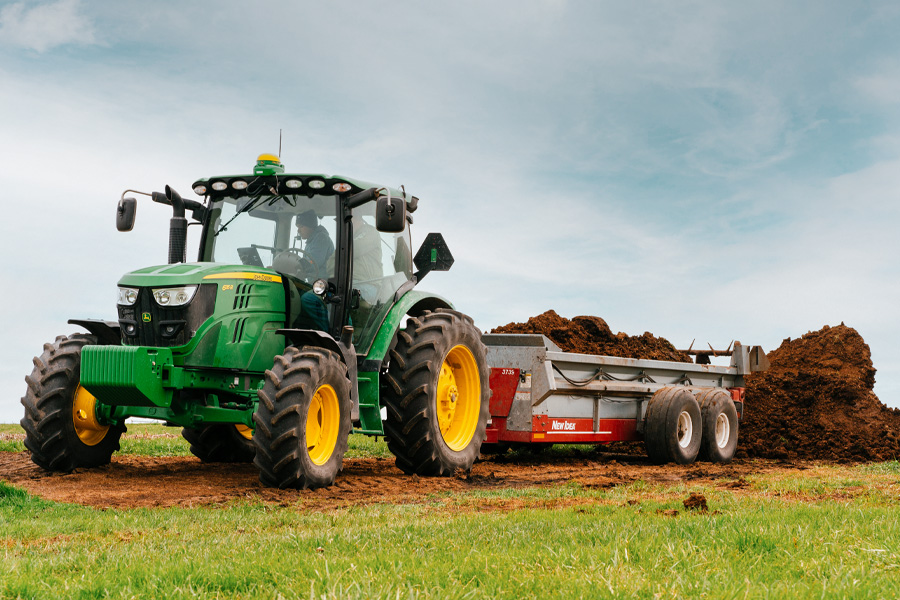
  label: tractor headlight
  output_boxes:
[312,279,328,296]
[117,287,139,306]
[152,285,197,307]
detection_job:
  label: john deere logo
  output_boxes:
[141,313,151,323]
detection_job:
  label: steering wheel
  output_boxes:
[272,248,318,281]
[283,247,308,258]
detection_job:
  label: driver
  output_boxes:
[296,210,334,280]
[272,210,334,281]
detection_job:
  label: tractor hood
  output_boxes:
[118,263,282,288]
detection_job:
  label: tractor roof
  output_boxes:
[191,154,406,201]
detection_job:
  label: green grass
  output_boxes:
[1,478,900,599]
[0,423,24,453]
[4,425,900,597]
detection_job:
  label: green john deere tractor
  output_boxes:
[21,154,489,489]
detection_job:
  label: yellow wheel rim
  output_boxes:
[72,385,109,446]
[306,384,340,466]
[436,345,481,451]
[235,424,254,440]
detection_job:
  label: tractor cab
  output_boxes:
[191,156,418,355]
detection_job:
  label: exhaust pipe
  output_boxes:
[165,185,187,264]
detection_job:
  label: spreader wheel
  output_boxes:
[383,309,490,476]
[252,346,351,489]
[182,423,256,463]
[696,389,739,463]
[643,387,702,465]
[20,334,126,471]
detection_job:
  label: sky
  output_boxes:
[1,0,899,424]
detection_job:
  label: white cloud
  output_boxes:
[856,73,900,104]
[0,0,96,52]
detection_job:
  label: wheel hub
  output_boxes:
[436,364,460,434]
[72,385,110,446]
[235,424,254,440]
[306,384,339,466]
[435,345,480,452]
[676,410,693,449]
[714,413,730,448]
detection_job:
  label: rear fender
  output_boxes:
[360,290,453,370]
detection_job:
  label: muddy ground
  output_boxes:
[0,450,805,510]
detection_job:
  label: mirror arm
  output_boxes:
[345,187,380,209]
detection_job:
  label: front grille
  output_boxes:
[118,283,217,347]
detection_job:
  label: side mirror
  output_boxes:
[116,197,137,232]
[375,191,407,233]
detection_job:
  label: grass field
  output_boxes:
[2,423,900,599]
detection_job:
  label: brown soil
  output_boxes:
[740,324,900,461]
[683,492,708,512]
[0,450,798,510]
[491,310,692,362]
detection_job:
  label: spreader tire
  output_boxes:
[20,334,125,471]
[383,309,490,476]
[182,423,256,463]
[697,389,739,463]
[252,346,351,489]
[644,387,702,465]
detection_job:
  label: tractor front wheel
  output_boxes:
[182,423,256,463]
[252,347,351,489]
[383,309,490,476]
[20,334,125,471]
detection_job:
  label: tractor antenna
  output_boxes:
[278,129,282,159]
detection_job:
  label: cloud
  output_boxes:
[856,65,900,105]
[0,0,97,52]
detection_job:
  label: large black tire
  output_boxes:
[182,424,256,463]
[252,347,351,489]
[20,334,126,471]
[383,309,490,476]
[696,389,739,463]
[643,387,702,465]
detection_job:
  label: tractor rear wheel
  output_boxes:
[20,334,126,471]
[643,387,702,465]
[182,423,256,463]
[252,346,351,489]
[696,389,739,463]
[383,309,490,476]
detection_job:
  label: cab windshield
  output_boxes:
[206,194,337,282]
